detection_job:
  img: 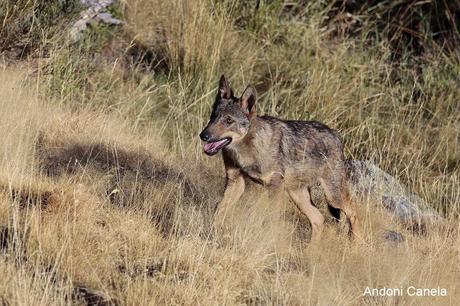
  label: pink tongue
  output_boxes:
[204,139,228,152]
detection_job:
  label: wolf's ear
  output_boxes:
[240,85,257,116]
[218,75,232,99]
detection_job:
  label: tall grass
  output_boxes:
[0,0,80,58]
[0,0,459,304]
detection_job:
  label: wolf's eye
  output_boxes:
[225,117,234,124]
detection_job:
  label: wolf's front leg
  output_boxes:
[214,168,245,226]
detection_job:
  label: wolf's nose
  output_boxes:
[200,131,210,141]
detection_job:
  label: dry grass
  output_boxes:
[0,0,459,305]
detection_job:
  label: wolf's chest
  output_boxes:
[224,144,283,187]
[243,167,284,188]
[236,155,283,187]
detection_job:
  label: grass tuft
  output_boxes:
[0,1,459,304]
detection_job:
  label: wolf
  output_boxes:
[199,75,362,242]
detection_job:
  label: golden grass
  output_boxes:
[122,0,255,80]
[0,0,459,304]
[0,63,459,304]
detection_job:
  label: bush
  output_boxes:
[0,0,80,58]
[325,0,460,57]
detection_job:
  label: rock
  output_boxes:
[69,0,124,42]
[383,230,405,246]
[72,286,114,306]
[346,160,444,232]
[96,12,124,25]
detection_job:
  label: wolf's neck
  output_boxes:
[236,116,272,149]
[223,116,276,171]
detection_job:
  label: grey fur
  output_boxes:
[200,76,362,241]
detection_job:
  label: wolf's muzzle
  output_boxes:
[199,130,210,142]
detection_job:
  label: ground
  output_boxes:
[0,1,459,305]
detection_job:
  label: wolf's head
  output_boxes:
[199,75,257,156]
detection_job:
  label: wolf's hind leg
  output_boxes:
[339,190,362,240]
[320,178,362,240]
[287,187,324,243]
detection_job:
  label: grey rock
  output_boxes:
[96,12,124,25]
[383,230,405,246]
[346,160,444,231]
[69,0,124,42]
